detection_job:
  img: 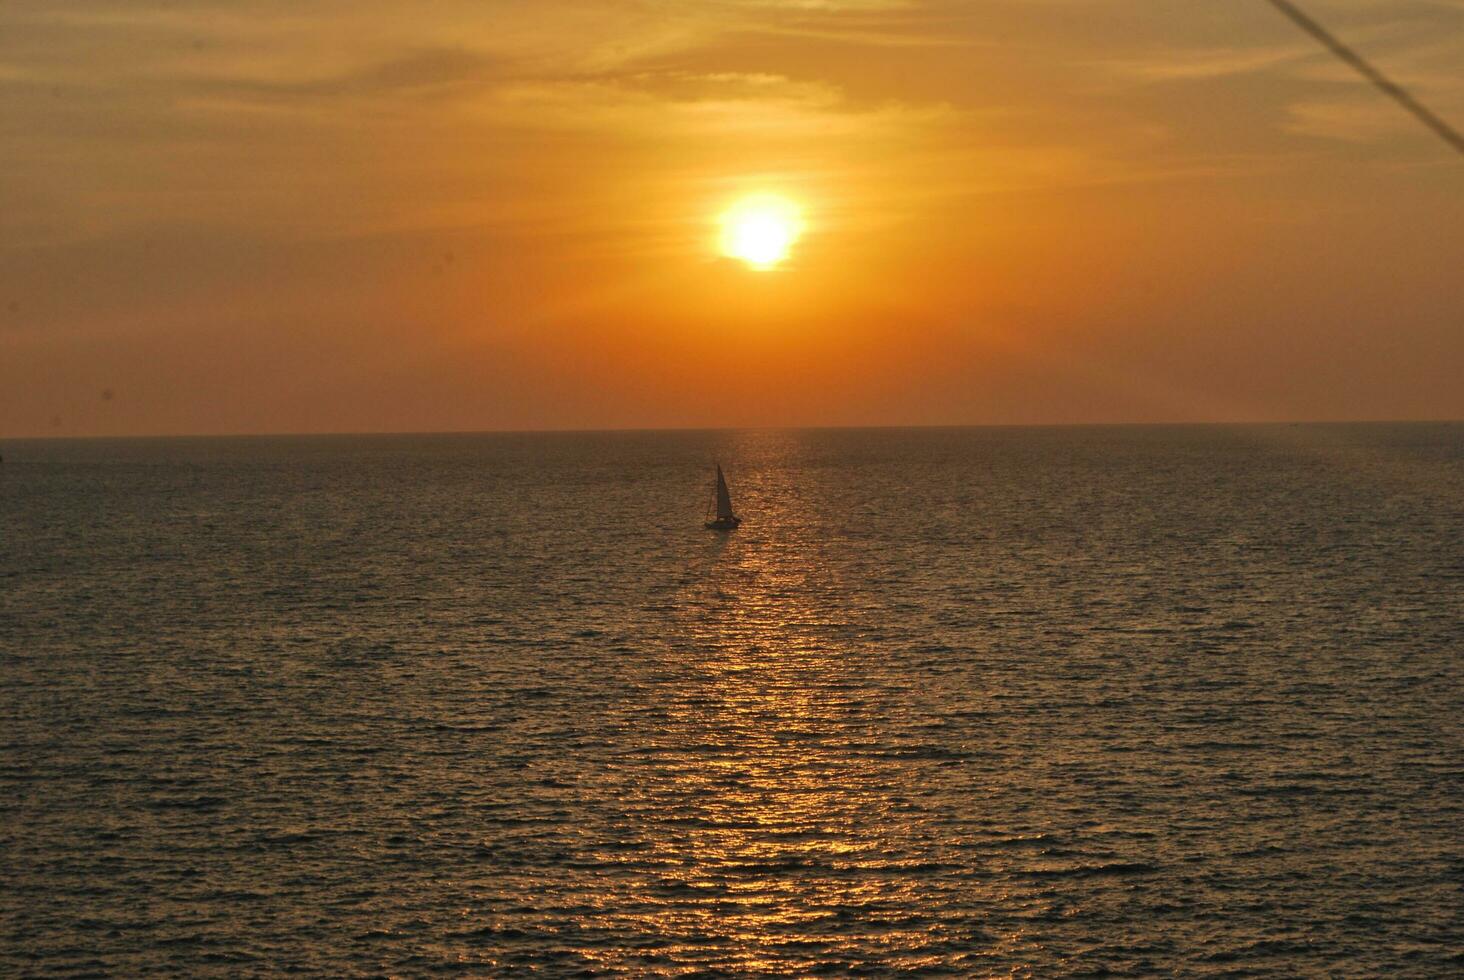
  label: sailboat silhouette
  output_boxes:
[704,463,742,530]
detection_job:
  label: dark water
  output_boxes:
[3,424,1463,976]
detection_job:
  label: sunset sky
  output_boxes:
[3,0,1462,437]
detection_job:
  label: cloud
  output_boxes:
[179,48,506,104]
[483,68,948,141]
[1100,44,1315,82]
[1285,97,1421,142]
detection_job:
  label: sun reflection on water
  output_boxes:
[580,436,1016,974]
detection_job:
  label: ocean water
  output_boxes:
[2,424,1462,977]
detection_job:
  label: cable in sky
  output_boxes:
[1264,0,1464,157]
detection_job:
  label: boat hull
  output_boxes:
[705,516,742,531]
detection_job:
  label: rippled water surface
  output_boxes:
[3,424,1463,976]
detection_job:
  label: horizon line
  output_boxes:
[4,416,1461,443]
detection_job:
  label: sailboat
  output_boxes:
[704,463,742,530]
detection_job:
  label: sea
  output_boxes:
[2,423,1462,977]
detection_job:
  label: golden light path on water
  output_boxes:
[561,430,1051,974]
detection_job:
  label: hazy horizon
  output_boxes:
[4,415,1463,444]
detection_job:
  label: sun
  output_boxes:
[719,194,803,269]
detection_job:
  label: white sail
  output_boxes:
[715,465,735,520]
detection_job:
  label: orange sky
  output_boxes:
[2,0,1462,437]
